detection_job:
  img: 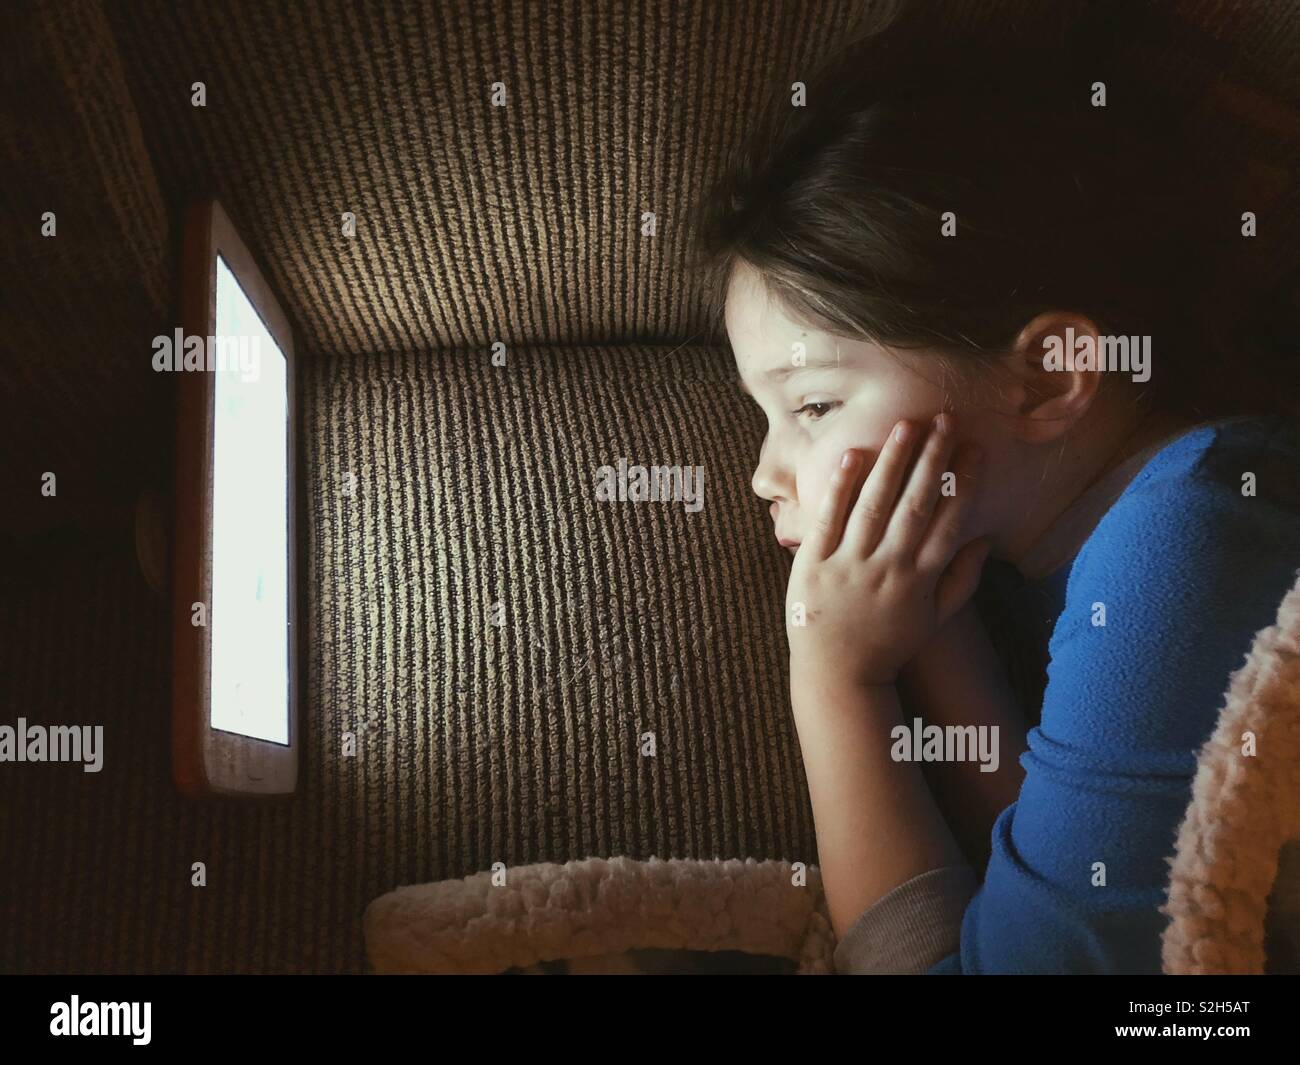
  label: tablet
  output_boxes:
[170,198,298,797]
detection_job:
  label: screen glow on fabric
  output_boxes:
[209,255,290,745]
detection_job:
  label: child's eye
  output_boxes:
[793,401,838,421]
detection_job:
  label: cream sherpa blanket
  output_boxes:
[364,570,1300,975]
[364,855,836,974]
[1159,568,1300,973]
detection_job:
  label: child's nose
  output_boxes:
[751,443,790,504]
[752,463,781,504]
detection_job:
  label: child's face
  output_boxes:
[727,262,999,555]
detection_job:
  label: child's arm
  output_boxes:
[781,418,988,954]
[897,602,1030,872]
[790,666,969,942]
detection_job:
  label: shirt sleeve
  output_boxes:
[832,864,977,974]
[941,439,1300,974]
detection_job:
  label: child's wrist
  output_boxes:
[790,656,898,699]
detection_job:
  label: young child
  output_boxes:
[688,11,1300,973]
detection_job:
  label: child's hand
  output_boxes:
[785,414,989,690]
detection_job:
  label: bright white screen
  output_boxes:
[210,254,290,745]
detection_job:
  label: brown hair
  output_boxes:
[687,1,1299,421]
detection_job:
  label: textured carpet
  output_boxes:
[299,342,810,871]
[0,341,814,973]
[104,0,869,358]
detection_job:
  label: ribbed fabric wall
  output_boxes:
[0,341,809,973]
[105,0,868,357]
[301,343,807,871]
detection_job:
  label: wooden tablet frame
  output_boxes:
[172,198,298,798]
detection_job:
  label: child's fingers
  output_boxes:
[841,420,920,556]
[934,537,991,627]
[874,414,957,560]
[806,448,864,560]
[915,442,983,575]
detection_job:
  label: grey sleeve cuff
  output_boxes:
[832,864,979,974]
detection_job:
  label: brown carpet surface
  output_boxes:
[105,0,868,358]
[0,342,810,973]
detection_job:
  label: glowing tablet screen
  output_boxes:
[209,254,290,745]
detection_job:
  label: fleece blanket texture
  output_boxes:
[366,569,1300,975]
[1160,568,1300,974]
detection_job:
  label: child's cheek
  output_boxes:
[799,435,881,521]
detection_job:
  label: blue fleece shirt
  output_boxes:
[929,414,1300,974]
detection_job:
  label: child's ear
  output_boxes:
[1001,311,1104,445]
